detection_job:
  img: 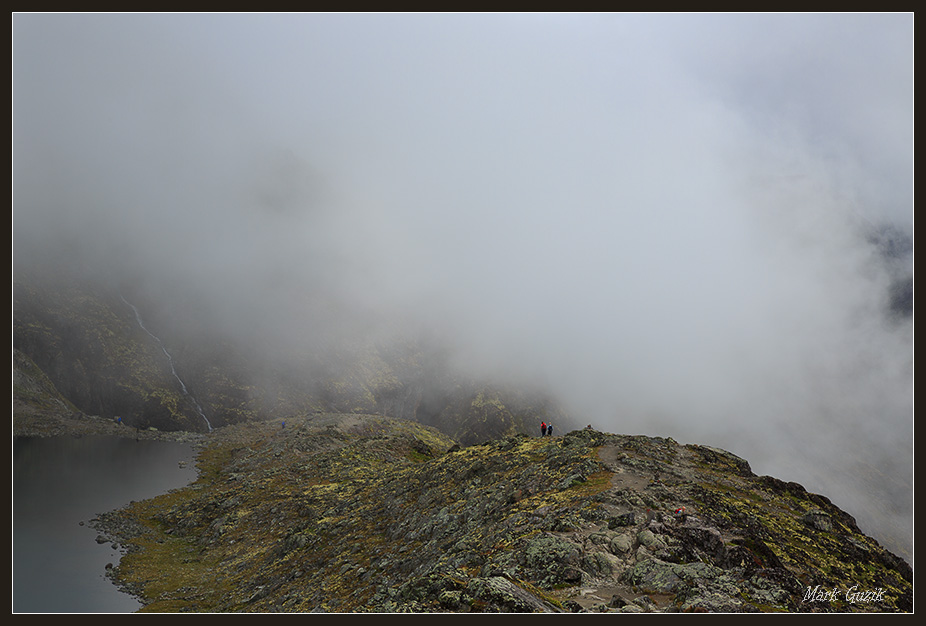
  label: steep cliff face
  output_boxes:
[13,273,571,441]
[91,415,911,613]
[13,347,77,421]
[13,276,212,432]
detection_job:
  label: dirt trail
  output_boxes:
[596,444,652,491]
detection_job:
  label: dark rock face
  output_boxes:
[88,418,911,613]
[13,277,212,432]
[13,273,574,443]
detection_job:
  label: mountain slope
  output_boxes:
[13,272,571,443]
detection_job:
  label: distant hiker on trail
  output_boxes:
[547,423,553,436]
[541,422,547,437]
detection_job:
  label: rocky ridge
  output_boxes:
[88,413,912,613]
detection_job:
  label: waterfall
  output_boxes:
[121,295,213,432]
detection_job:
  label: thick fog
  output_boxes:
[13,14,912,557]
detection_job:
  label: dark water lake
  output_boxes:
[13,435,199,613]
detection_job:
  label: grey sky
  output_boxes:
[13,13,913,556]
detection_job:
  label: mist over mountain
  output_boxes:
[13,14,912,560]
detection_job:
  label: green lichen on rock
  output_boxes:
[88,418,911,613]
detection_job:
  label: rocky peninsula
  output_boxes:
[79,413,911,613]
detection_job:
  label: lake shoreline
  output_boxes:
[14,432,201,613]
[13,408,209,445]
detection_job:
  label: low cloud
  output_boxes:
[13,13,912,556]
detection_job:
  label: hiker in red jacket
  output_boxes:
[541,422,547,437]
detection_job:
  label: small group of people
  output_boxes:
[540,421,554,437]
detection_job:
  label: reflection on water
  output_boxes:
[13,436,198,613]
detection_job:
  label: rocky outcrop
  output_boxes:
[90,416,912,613]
